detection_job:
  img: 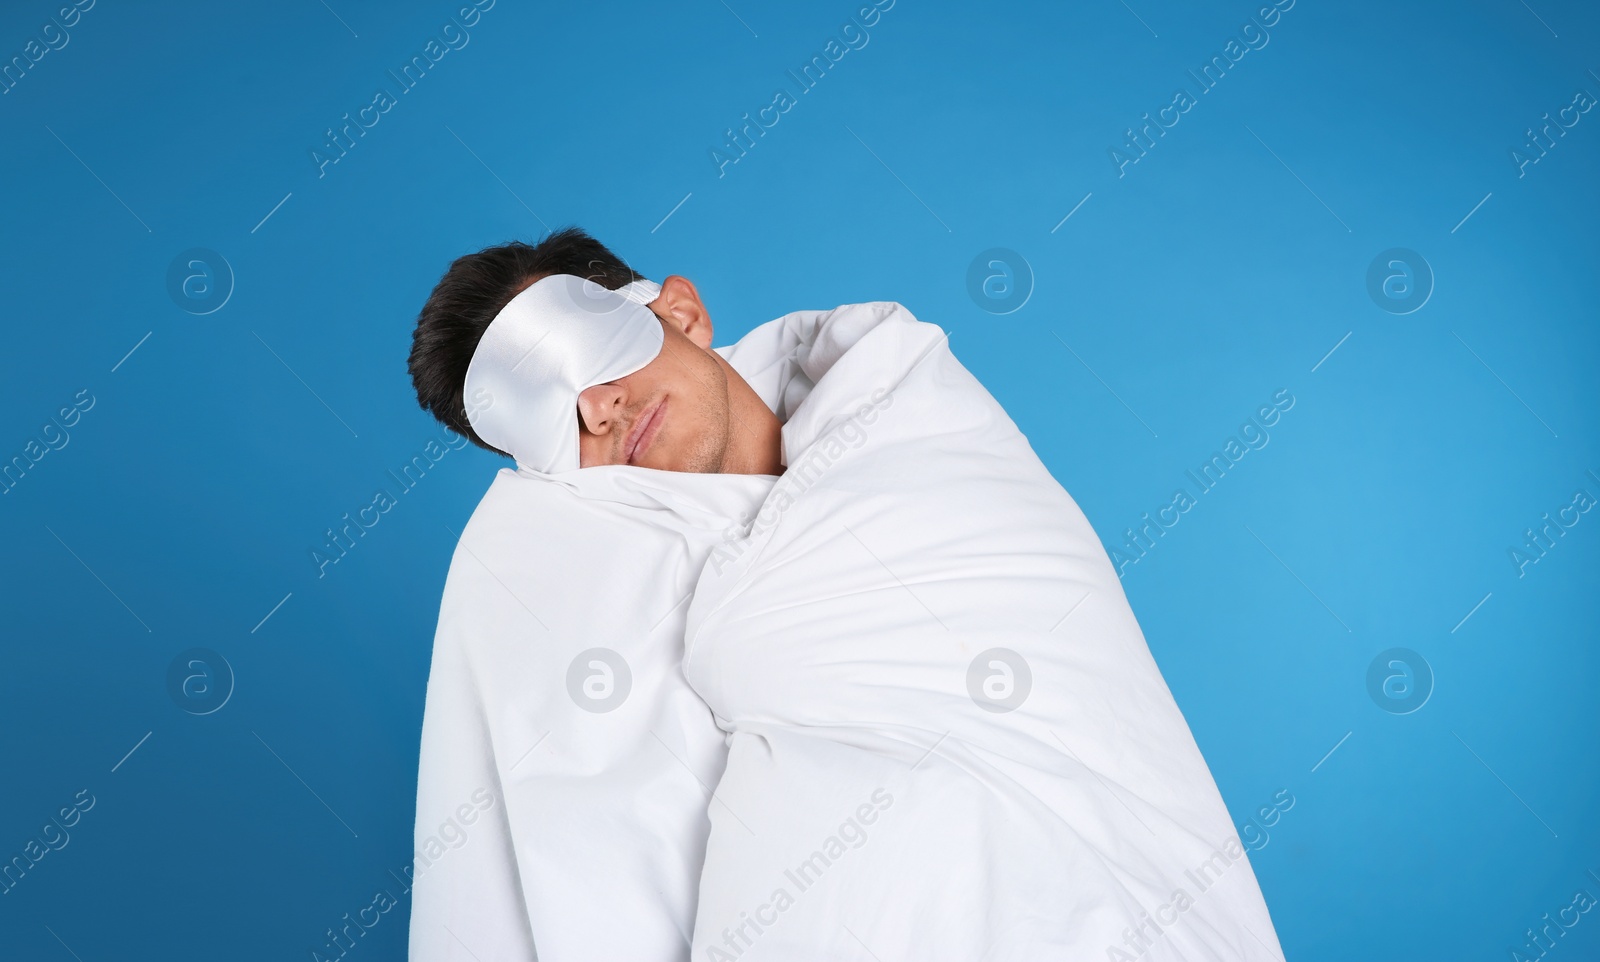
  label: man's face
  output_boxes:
[575,276,733,472]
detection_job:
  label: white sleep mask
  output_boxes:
[463,274,663,474]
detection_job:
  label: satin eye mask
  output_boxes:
[463,274,663,474]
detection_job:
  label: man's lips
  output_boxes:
[625,396,666,464]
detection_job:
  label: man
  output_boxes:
[407,228,1285,961]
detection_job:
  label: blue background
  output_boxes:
[1,0,1596,958]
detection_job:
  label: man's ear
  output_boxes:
[650,275,713,349]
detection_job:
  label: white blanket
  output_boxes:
[411,298,1283,962]
[682,302,1285,961]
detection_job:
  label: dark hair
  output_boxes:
[407,226,644,455]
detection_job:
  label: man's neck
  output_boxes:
[715,355,785,476]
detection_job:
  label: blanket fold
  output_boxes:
[410,443,776,961]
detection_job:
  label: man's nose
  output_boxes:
[576,382,628,435]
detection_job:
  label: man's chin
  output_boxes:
[664,437,729,474]
[667,453,725,474]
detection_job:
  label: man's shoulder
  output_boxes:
[776,298,924,334]
[765,300,932,380]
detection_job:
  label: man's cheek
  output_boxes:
[578,432,613,468]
